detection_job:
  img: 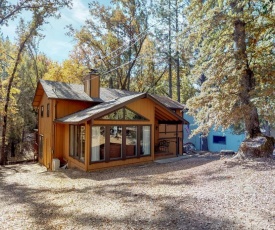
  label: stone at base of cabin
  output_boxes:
[237,136,275,158]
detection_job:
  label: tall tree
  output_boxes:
[0,0,71,25]
[185,0,275,156]
[0,0,71,165]
[152,0,187,101]
[69,0,149,90]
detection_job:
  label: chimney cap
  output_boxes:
[89,69,98,74]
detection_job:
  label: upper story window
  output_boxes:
[47,103,50,117]
[41,105,44,117]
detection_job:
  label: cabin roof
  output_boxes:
[33,79,188,124]
[55,93,146,124]
[33,79,185,110]
[32,80,103,107]
[55,93,188,125]
[150,94,184,110]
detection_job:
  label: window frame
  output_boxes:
[98,107,148,121]
[41,105,44,117]
[69,124,86,162]
[90,125,151,164]
[47,103,50,117]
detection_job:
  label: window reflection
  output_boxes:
[126,126,137,157]
[141,126,150,155]
[91,126,105,162]
[110,126,122,159]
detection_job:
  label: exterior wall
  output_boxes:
[39,94,183,171]
[88,156,153,171]
[54,123,65,160]
[38,94,53,169]
[62,124,86,171]
[38,97,93,170]
[57,98,156,171]
[207,129,245,152]
[184,113,245,152]
[90,98,155,171]
[55,99,92,119]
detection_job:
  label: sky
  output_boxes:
[2,0,110,63]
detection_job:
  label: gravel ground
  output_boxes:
[0,153,274,230]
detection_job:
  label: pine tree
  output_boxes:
[184,0,275,157]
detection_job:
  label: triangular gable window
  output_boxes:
[98,107,148,120]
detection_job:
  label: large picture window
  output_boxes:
[69,125,85,162]
[90,125,151,164]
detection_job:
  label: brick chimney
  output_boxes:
[83,69,100,98]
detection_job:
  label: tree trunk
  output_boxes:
[231,2,273,157]
[168,0,172,98]
[232,2,261,138]
[0,19,39,165]
[175,0,180,102]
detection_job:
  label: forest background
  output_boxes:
[0,0,274,163]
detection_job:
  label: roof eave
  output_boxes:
[146,94,188,124]
[54,93,147,124]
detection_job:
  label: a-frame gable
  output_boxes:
[97,107,148,121]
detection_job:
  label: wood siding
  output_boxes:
[55,99,93,119]
[38,94,53,169]
[36,89,183,171]
[60,98,156,171]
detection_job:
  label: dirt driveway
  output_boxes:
[0,153,274,230]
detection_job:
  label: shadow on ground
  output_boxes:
[58,154,221,181]
[0,161,237,230]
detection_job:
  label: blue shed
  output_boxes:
[183,113,245,152]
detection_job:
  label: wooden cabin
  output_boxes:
[32,71,188,171]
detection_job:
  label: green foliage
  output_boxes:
[43,59,88,83]
[0,0,72,164]
[184,0,275,137]
[68,0,150,90]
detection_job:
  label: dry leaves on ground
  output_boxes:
[0,153,274,230]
